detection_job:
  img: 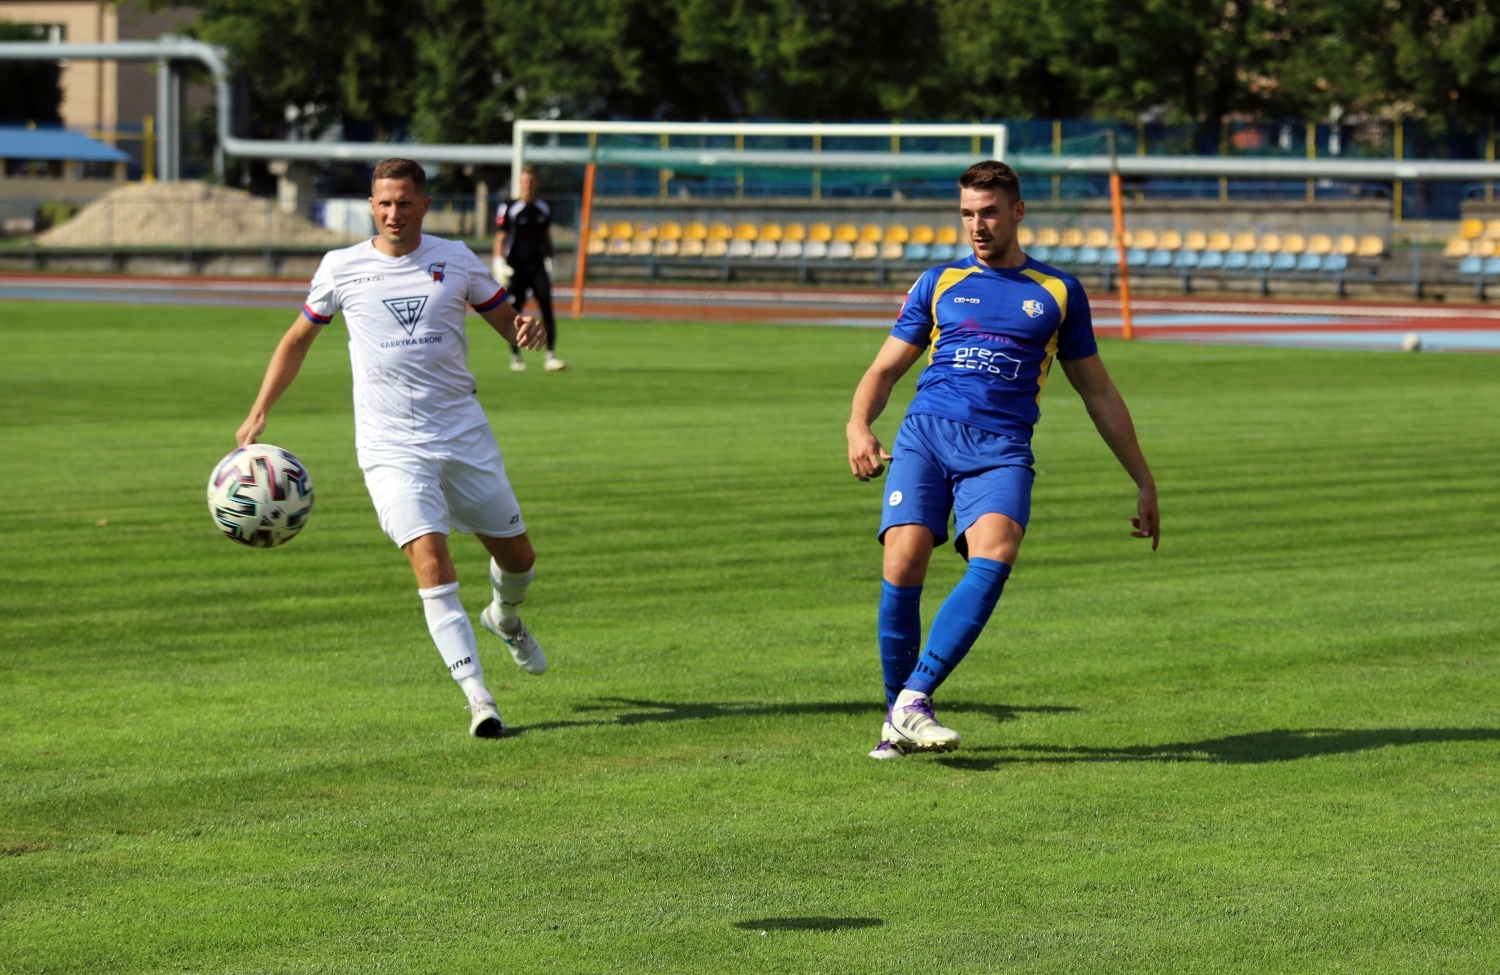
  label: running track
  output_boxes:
[3,273,1498,352]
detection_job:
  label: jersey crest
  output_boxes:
[1021,299,1044,318]
[382,295,429,335]
[427,262,446,283]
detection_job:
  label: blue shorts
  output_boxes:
[878,413,1035,557]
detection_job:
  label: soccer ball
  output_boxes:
[207,444,315,547]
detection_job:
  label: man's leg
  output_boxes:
[532,270,565,369]
[476,531,547,674]
[507,268,535,359]
[404,531,504,737]
[879,524,934,709]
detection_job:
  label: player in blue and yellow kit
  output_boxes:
[846,160,1160,759]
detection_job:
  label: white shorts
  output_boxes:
[358,424,526,548]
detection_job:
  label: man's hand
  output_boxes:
[1132,481,1160,550]
[514,314,548,350]
[236,412,267,448]
[847,423,893,481]
[492,255,513,287]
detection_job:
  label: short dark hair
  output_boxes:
[520,164,539,178]
[371,158,428,194]
[958,160,1021,201]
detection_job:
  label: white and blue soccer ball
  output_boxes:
[207,444,315,547]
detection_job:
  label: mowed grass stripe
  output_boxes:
[1,300,1498,973]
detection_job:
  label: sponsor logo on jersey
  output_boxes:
[382,295,429,335]
[1022,299,1044,318]
[954,296,980,304]
[346,274,384,286]
[427,262,446,283]
[889,490,903,506]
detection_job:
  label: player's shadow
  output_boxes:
[733,917,884,932]
[935,727,1500,772]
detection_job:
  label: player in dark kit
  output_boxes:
[846,160,1161,759]
[493,165,564,372]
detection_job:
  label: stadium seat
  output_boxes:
[751,240,779,258]
[1335,234,1357,256]
[1445,237,1473,258]
[1460,218,1485,239]
[704,239,730,258]
[1485,220,1500,239]
[808,223,833,243]
[1484,257,1500,275]
[1306,234,1332,256]
[1157,230,1183,251]
[1078,246,1101,264]
[858,225,883,243]
[885,225,910,244]
[1459,255,1482,275]
[607,238,633,255]
[1249,252,1273,270]
[934,227,960,245]
[611,221,634,239]
[904,242,930,261]
[684,222,709,241]
[778,240,803,258]
[1016,226,1035,247]
[834,224,859,243]
[1133,229,1159,250]
[803,240,829,259]
[1280,233,1306,255]
[911,225,936,245]
[587,237,608,256]
[1102,247,1121,265]
[680,238,705,257]
[1061,228,1086,248]
[853,241,880,260]
[630,223,655,255]
[1184,230,1208,252]
[880,241,904,260]
[1224,251,1250,270]
[1198,251,1226,270]
[1174,250,1199,269]
[1355,235,1385,257]
[1206,231,1232,252]
[591,220,610,240]
[708,222,733,241]
[1053,246,1078,263]
[655,225,681,256]
[1127,248,1148,266]
[784,223,806,242]
[1296,253,1322,271]
[1035,227,1061,247]
[1030,245,1052,262]
[734,223,758,242]
[759,223,783,242]
[828,240,855,259]
[1321,254,1348,273]
[929,243,957,261]
[1084,227,1110,248]
[1271,253,1297,271]
[728,239,754,258]
[1229,232,1257,253]
[1259,232,1282,254]
[1148,249,1173,268]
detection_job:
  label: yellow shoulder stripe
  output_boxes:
[1019,267,1069,322]
[929,265,984,322]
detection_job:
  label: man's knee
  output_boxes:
[883,524,934,585]
[481,532,535,573]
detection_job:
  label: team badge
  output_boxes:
[1022,299,1044,318]
[427,262,446,283]
[889,490,903,506]
[382,295,429,335]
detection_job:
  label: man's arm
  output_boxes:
[477,300,547,350]
[847,336,926,481]
[236,313,323,447]
[1059,353,1160,549]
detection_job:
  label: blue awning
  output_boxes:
[0,127,132,163]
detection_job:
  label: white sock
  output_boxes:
[894,689,929,709]
[490,560,534,633]
[418,582,485,685]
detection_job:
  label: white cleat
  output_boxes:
[868,721,911,760]
[510,354,527,371]
[468,692,506,738]
[543,355,567,372]
[480,604,547,675]
[888,695,961,751]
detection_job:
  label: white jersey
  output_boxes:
[303,235,509,449]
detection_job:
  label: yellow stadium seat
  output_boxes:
[1355,235,1385,257]
[1444,237,1473,258]
[1084,227,1110,248]
[1157,230,1182,250]
[880,241,905,260]
[1035,227,1061,247]
[1336,234,1357,256]
[704,239,730,257]
[1061,228,1086,247]
[630,238,654,256]
[1485,220,1500,239]
[607,238,632,255]
[834,224,860,243]
[1306,234,1333,255]
[659,222,683,240]
[680,239,706,257]
[591,221,610,239]
[683,222,709,241]
[610,221,634,240]
[808,223,834,243]
[733,222,758,241]
[934,226,959,245]
[1279,233,1305,254]
[635,223,659,240]
[1133,229,1159,249]
[708,222,733,241]
[783,223,807,242]
[911,225,936,245]
[1229,232,1256,252]
[1478,238,1498,257]
[586,238,607,256]
[859,225,883,243]
[1016,227,1035,246]
[885,225,911,244]
[1258,233,1281,253]
[1206,231,1231,251]
[759,223,784,242]
[853,241,880,260]
[655,239,679,256]
[1460,219,1485,240]
[1184,231,1208,251]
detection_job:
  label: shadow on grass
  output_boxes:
[506,699,1075,737]
[936,727,1500,771]
[733,917,884,932]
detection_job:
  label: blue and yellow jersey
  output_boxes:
[890,253,1097,442]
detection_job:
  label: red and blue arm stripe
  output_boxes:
[302,304,333,325]
[473,288,508,313]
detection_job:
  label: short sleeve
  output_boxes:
[1056,278,1098,360]
[494,202,509,230]
[459,247,508,311]
[302,256,338,324]
[890,270,938,348]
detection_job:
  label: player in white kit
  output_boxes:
[236,158,549,738]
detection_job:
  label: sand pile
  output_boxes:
[38,181,346,248]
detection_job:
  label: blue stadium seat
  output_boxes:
[1271,253,1297,271]
[904,243,929,261]
[1029,245,1051,262]
[1224,252,1250,271]
[1321,254,1348,273]
[1101,247,1121,265]
[1484,257,1500,275]
[1078,246,1101,264]
[1127,248,1148,267]
[1198,251,1225,270]
[1458,255,1482,276]
[929,243,956,261]
[1296,253,1323,272]
[1174,250,1199,269]
[1052,246,1077,263]
[1248,253,1273,270]
[1148,249,1173,268]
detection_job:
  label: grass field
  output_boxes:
[2,299,1499,974]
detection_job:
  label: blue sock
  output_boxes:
[878,581,923,708]
[905,558,1010,696]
